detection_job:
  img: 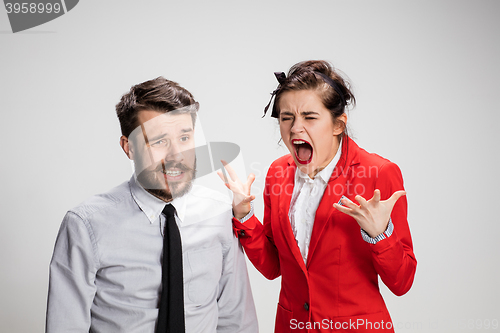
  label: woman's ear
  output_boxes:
[120,136,133,160]
[333,113,348,136]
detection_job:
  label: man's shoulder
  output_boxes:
[68,180,132,221]
[182,185,233,223]
[189,185,231,207]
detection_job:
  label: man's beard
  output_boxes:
[136,159,197,202]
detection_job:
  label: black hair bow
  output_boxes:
[263,72,286,118]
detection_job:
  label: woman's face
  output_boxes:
[278,89,346,178]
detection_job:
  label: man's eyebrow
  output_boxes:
[146,128,193,142]
[180,128,193,134]
[280,111,294,116]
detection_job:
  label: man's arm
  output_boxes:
[46,212,98,332]
[216,233,258,333]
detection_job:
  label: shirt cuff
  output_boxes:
[236,201,254,223]
[360,218,394,244]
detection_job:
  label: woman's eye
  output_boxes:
[281,117,292,121]
[305,117,316,120]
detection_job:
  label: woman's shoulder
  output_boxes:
[350,139,397,169]
[350,140,403,181]
[265,154,293,179]
[270,154,293,167]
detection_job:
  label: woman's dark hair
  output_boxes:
[116,76,197,138]
[272,60,355,137]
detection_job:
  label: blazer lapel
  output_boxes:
[278,156,308,275]
[307,137,360,267]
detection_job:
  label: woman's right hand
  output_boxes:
[217,160,256,220]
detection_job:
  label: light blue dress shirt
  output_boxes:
[46,176,258,333]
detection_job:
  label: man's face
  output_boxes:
[128,110,196,202]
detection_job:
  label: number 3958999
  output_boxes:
[5,2,62,14]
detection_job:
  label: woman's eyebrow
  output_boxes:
[301,111,319,116]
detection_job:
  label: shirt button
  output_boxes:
[239,230,246,237]
[304,302,309,311]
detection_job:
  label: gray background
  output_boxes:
[1,0,499,332]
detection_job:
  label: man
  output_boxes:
[46,77,258,332]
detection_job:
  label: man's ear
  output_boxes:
[120,136,133,160]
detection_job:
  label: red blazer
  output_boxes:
[233,137,416,332]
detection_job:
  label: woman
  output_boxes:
[219,60,416,332]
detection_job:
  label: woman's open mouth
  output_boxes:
[292,139,313,164]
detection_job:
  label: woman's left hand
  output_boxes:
[217,160,256,220]
[333,189,406,238]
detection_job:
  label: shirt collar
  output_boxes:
[170,190,187,223]
[129,175,188,224]
[296,138,343,183]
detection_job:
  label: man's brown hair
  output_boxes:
[116,77,197,138]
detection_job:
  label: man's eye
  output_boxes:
[151,139,167,147]
[180,136,190,142]
[281,117,292,121]
[305,117,316,120]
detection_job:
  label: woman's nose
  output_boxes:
[290,119,304,134]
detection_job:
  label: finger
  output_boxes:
[242,195,256,203]
[387,190,406,205]
[219,162,230,182]
[219,160,232,182]
[216,171,231,189]
[341,197,359,210]
[246,173,256,189]
[333,203,355,217]
[355,195,368,207]
[220,160,240,182]
[373,189,381,202]
[216,170,228,185]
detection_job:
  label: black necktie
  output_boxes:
[156,204,185,333]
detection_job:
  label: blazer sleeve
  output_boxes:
[232,166,281,280]
[370,161,417,296]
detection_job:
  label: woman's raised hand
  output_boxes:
[333,189,406,238]
[217,160,256,220]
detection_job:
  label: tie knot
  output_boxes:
[162,204,176,218]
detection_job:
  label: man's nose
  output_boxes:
[165,142,185,162]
